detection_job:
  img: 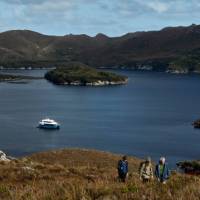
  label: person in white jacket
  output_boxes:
[139,157,154,182]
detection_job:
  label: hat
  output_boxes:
[159,157,165,163]
[146,157,151,162]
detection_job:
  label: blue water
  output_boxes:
[0,69,200,167]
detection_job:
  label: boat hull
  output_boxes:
[38,124,60,129]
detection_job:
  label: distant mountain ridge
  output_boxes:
[1,24,200,72]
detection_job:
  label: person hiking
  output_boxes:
[139,157,153,182]
[117,155,128,182]
[155,157,170,184]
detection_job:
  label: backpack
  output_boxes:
[138,161,145,173]
[118,160,128,174]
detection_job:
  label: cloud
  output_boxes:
[0,0,199,36]
[2,0,61,5]
[146,1,170,13]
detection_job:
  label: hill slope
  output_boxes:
[1,25,200,72]
[0,149,200,200]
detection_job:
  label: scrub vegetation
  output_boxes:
[45,62,128,85]
[0,149,200,200]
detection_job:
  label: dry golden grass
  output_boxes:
[0,149,199,200]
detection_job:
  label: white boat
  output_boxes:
[38,118,60,129]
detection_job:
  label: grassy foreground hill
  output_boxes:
[0,149,200,200]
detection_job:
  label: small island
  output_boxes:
[0,74,24,82]
[193,119,200,128]
[45,63,128,86]
[0,73,42,83]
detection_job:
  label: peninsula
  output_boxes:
[0,73,41,83]
[45,63,128,86]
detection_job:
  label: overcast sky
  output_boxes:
[0,0,200,36]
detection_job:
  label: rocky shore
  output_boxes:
[166,69,189,74]
[63,79,128,86]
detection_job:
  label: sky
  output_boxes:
[0,0,200,36]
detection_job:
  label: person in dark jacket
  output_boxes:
[117,155,128,182]
[155,157,170,184]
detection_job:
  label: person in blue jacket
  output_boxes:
[117,155,128,182]
[155,157,170,184]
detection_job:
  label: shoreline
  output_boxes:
[2,147,193,171]
[0,66,200,75]
[0,73,43,83]
[59,79,128,86]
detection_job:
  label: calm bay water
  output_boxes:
[0,69,200,166]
